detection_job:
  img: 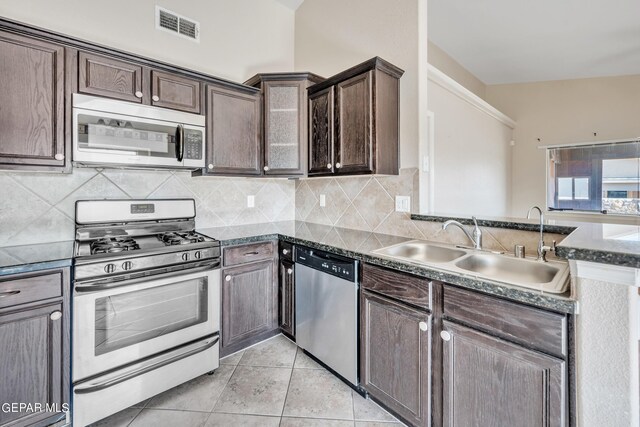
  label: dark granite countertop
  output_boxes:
[556,223,640,268]
[0,241,75,276]
[199,221,577,314]
[410,213,577,235]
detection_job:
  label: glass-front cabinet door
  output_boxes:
[263,81,305,175]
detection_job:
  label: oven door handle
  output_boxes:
[175,124,185,162]
[74,335,219,394]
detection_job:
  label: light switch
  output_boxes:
[247,195,255,208]
[395,196,411,213]
[320,194,326,207]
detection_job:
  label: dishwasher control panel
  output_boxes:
[295,246,358,282]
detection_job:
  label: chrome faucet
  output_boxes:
[526,206,555,262]
[443,216,483,250]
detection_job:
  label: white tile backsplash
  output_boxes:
[0,169,295,247]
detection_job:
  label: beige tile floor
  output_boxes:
[89,335,405,427]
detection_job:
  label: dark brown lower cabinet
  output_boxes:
[360,290,431,427]
[0,268,70,427]
[441,320,566,427]
[221,259,278,356]
[279,258,295,339]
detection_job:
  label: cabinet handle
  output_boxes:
[152,95,160,102]
[54,153,65,161]
[208,164,214,169]
[244,251,260,256]
[264,166,270,171]
[282,249,290,255]
[419,321,428,331]
[135,91,143,99]
[335,162,342,169]
[327,163,332,169]
[0,290,20,298]
[225,275,231,282]
[50,311,62,321]
[440,331,451,341]
[287,268,293,275]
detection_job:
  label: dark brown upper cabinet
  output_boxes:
[78,51,202,114]
[151,70,201,114]
[202,83,262,176]
[0,31,68,171]
[245,73,324,177]
[308,86,334,175]
[78,51,143,103]
[307,57,403,177]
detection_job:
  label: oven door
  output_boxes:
[73,267,220,382]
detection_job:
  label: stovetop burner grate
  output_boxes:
[90,237,141,254]
[157,232,206,246]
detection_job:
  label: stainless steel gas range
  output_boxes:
[71,199,220,427]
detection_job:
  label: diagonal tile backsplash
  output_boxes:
[294,167,567,255]
[0,169,295,247]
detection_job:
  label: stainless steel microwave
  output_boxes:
[72,94,205,170]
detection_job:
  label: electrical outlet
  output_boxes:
[395,196,411,213]
[247,195,255,208]
[319,194,326,207]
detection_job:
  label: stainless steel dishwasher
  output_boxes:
[295,246,359,386]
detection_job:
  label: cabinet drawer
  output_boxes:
[0,270,64,309]
[280,241,294,261]
[224,242,275,266]
[362,264,431,311]
[443,286,567,357]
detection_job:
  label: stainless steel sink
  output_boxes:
[372,240,570,294]
[373,240,467,263]
[454,253,569,293]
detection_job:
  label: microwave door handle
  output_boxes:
[176,124,185,162]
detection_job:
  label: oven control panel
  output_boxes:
[184,130,203,160]
[75,246,221,281]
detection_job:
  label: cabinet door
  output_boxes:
[441,321,566,427]
[263,81,305,175]
[221,261,277,354]
[78,51,143,103]
[335,71,373,174]
[0,302,66,426]
[279,259,295,338]
[206,85,262,175]
[0,31,66,169]
[151,70,201,114]
[308,86,334,175]
[360,290,431,427]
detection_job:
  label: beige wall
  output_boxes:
[428,41,486,100]
[485,75,640,218]
[294,0,426,169]
[0,0,295,82]
[427,79,512,216]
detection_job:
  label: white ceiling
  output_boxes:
[428,0,640,84]
[274,0,305,11]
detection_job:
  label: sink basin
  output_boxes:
[373,240,467,263]
[454,253,569,292]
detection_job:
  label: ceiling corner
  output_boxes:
[274,0,305,11]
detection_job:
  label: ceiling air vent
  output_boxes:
[155,6,200,42]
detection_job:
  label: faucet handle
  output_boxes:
[471,216,479,227]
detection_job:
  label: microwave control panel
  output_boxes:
[184,129,203,160]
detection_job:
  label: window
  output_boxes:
[547,140,640,215]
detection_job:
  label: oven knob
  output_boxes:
[104,264,116,273]
[122,261,133,271]
[194,251,201,259]
[182,253,190,261]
